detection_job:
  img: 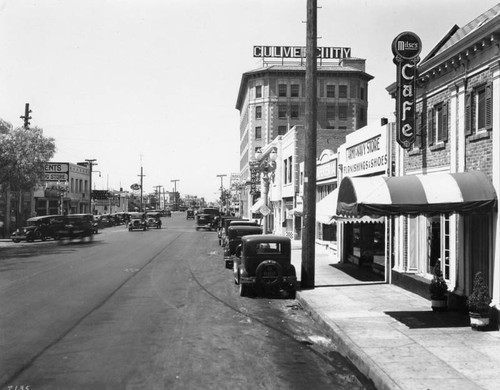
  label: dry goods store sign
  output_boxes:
[392,31,422,149]
[344,134,388,177]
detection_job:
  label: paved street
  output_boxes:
[0,213,374,390]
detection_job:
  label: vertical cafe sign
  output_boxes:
[392,32,422,149]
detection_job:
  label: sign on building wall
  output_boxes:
[340,123,389,178]
[392,32,422,149]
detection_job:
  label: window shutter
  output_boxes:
[427,108,434,146]
[414,111,422,149]
[442,102,448,142]
[465,92,472,135]
[486,82,493,130]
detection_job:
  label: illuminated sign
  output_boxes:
[392,32,421,149]
[253,45,351,59]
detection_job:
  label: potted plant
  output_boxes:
[429,263,448,312]
[466,272,491,330]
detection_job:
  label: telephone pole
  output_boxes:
[301,0,317,289]
[20,103,32,129]
[138,167,146,211]
[171,179,179,211]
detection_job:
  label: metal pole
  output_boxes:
[171,179,179,211]
[85,159,97,214]
[301,0,317,289]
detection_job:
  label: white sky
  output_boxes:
[1,0,499,200]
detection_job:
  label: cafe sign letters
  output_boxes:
[392,32,422,149]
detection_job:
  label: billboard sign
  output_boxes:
[44,163,69,181]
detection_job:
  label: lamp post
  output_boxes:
[251,148,278,234]
[216,174,227,213]
[171,179,179,211]
[56,180,69,215]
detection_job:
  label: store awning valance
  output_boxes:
[291,204,303,216]
[316,189,384,224]
[250,198,265,213]
[337,171,497,217]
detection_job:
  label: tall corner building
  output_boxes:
[235,56,374,186]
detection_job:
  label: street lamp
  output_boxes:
[216,174,227,213]
[55,180,69,215]
[250,147,278,234]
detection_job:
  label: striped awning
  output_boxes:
[316,188,384,224]
[337,171,497,217]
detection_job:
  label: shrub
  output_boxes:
[429,263,448,300]
[466,272,491,314]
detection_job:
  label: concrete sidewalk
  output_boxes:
[291,241,500,390]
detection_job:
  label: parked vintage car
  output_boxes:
[10,215,59,243]
[222,220,260,246]
[224,225,263,269]
[164,209,172,217]
[52,214,95,241]
[145,212,162,229]
[186,209,195,220]
[128,212,148,231]
[195,207,220,231]
[233,235,297,298]
[217,216,243,245]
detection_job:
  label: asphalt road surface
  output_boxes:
[0,213,375,390]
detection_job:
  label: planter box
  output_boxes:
[431,298,447,312]
[469,312,490,330]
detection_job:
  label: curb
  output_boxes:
[296,291,401,390]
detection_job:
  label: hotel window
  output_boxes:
[278,104,288,119]
[326,105,335,120]
[427,102,448,146]
[360,86,365,101]
[255,85,262,98]
[279,84,287,97]
[255,126,262,140]
[283,159,288,184]
[291,84,299,97]
[290,104,299,119]
[338,104,348,121]
[326,85,335,98]
[466,83,493,135]
[278,126,287,135]
[339,85,348,98]
[255,105,262,120]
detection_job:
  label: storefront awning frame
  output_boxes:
[337,170,497,217]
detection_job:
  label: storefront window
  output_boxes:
[428,214,450,280]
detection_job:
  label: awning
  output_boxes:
[337,171,497,217]
[316,189,384,224]
[250,198,265,213]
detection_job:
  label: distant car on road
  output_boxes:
[145,212,162,229]
[186,209,195,220]
[10,215,59,243]
[164,209,172,217]
[195,207,220,231]
[128,212,148,231]
[52,214,95,242]
[233,235,297,298]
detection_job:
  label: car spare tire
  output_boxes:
[256,260,283,287]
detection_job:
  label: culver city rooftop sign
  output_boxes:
[253,45,351,59]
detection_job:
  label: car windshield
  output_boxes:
[129,213,143,219]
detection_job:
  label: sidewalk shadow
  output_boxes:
[385,310,470,328]
[330,262,385,282]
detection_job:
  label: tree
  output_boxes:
[0,125,56,190]
[0,123,56,232]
